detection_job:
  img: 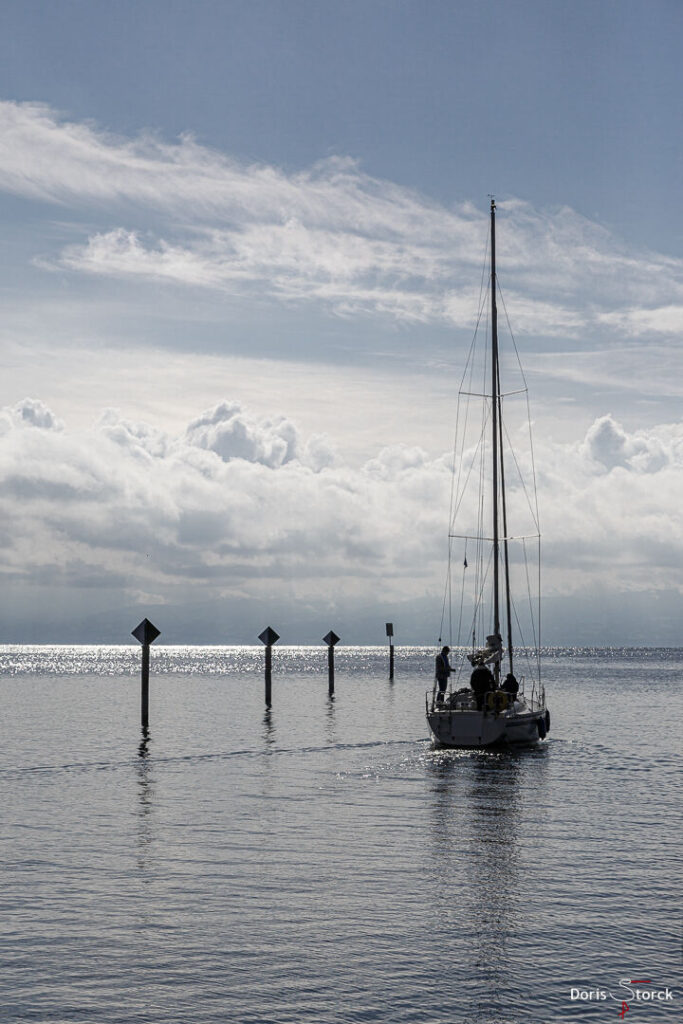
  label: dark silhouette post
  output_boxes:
[258,627,280,706]
[323,631,340,695]
[386,622,394,680]
[132,618,161,730]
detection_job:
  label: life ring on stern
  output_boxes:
[486,690,509,713]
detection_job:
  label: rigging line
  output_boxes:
[446,225,490,594]
[475,440,485,647]
[522,537,540,671]
[454,657,466,688]
[451,409,490,527]
[474,397,487,647]
[451,343,477,542]
[468,545,494,654]
[444,406,459,642]
[509,592,538,688]
[450,533,540,542]
[448,376,481,643]
[455,237,490,396]
[497,280,529,392]
[526,388,541,535]
[438,537,451,644]
[460,387,527,399]
[456,306,486,394]
[456,539,467,647]
[449,404,462,537]
[452,282,488,530]
[497,279,541,532]
[460,222,491,386]
[504,553,539,687]
[444,330,484,647]
[451,340,480,540]
[500,414,541,532]
[448,536,453,646]
[464,292,490,653]
[497,355,514,675]
[451,338,476,544]
[476,304,490,531]
[536,535,542,682]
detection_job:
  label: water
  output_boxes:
[1,646,680,1023]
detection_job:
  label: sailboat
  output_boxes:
[426,198,549,747]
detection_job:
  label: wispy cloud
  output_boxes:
[2,100,682,338]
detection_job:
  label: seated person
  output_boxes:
[502,671,519,700]
[470,663,495,711]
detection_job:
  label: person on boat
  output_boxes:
[434,646,452,702]
[502,672,519,700]
[470,662,495,711]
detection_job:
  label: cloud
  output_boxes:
[0,397,63,434]
[0,398,446,605]
[537,415,683,598]
[581,414,668,473]
[1,100,682,339]
[598,304,683,336]
[530,342,683,401]
[1,396,682,633]
[184,401,299,467]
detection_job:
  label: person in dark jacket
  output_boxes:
[434,646,452,702]
[502,672,519,699]
[470,662,495,711]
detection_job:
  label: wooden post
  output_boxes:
[265,645,272,704]
[386,622,394,680]
[141,643,150,728]
[258,627,280,706]
[131,618,161,730]
[323,631,340,696]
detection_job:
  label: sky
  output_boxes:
[0,0,682,645]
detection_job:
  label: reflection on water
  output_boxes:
[425,746,549,1022]
[138,725,150,760]
[466,752,522,1013]
[325,694,337,745]
[262,707,276,752]
[135,727,155,878]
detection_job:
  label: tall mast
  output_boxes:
[497,358,514,675]
[490,198,500,678]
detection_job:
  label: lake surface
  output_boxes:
[1,646,680,1023]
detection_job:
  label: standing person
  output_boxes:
[434,646,452,703]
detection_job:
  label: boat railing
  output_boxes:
[427,686,514,714]
[526,677,545,712]
[427,679,544,715]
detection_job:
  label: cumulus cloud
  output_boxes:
[536,415,683,599]
[0,398,445,606]
[1,100,682,338]
[0,396,682,626]
[185,401,299,467]
[0,397,63,434]
[581,414,668,473]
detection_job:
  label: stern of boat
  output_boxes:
[426,685,549,748]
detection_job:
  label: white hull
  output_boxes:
[427,700,547,748]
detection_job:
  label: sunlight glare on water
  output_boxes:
[0,646,680,1023]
